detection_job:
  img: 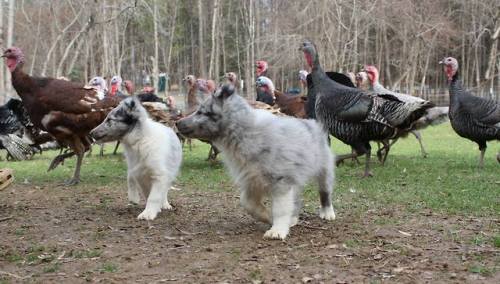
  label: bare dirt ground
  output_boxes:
[0,182,499,283]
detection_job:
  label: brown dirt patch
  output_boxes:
[1,183,499,283]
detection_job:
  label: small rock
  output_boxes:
[302,276,313,283]
[327,244,338,249]
[423,271,433,279]
[313,273,322,280]
[373,254,383,260]
[450,273,457,279]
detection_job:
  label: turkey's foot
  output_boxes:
[361,170,373,178]
[48,152,75,171]
[61,177,81,186]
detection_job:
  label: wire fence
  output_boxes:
[397,87,499,106]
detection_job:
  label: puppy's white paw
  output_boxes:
[137,208,160,220]
[162,201,173,210]
[319,207,336,221]
[128,197,140,205]
[263,227,289,240]
[128,192,141,205]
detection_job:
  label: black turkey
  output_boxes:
[305,71,356,119]
[300,40,433,177]
[0,98,34,160]
[439,57,499,167]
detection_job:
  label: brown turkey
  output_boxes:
[3,47,121,185]
[255,76,307,118]
[439,57,500,167]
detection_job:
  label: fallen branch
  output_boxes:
[0,271,31,280]
[299,224,327,231]
[174,227,205,235]
[0,216,13,222]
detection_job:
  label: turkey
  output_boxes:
[183,75,209,114]
[88,76,108,95]
[255,60,275,105]
[0,99,33,160]
[363,65,449,161]
[299,40,433,176]
[3,47,121,185]
[305,71,356,119]
[439,57,500,167]
[256,76,307,118]
[256,60,268,77]
[355,71,370,91]
[224,72,239,89]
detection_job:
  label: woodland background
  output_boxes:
[0,0,499,101]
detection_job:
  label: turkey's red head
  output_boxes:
[299,41,317,69]
[363,65,379,85]
[123,80,134,94]
[183,75,196,88]
[256,76,275,94]
[256,60,268,77]
[2,47,25,72]
[439,57,458,82]
[110,75,122,96]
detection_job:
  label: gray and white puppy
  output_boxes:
[176,85,336,240]
[90,97,182,221]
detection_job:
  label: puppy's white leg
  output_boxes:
[264,187,296,240]
[127,172,141,205]
[161,176,174,210]
[240,185,271,224]
[317,167,336,221]
[137,176,167,220]
[291,187,302,227]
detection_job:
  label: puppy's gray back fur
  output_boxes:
[213,94,333,190]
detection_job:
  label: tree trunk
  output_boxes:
[198,0,206,78]
[208,0,219,79]
[152,0,159,90]
[0,1,5,98]
[5,0,15,94]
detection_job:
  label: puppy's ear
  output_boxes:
[125,97,139,110]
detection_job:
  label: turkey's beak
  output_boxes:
[438,59,444,65]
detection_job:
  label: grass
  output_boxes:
[100,262,119,273]
[2,124,499,217]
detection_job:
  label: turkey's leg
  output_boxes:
[377,140,391,165]
[335,152,360,166]
[113,141,120,155]
[48,151,75,171]
[411,130,427,158]
[479,148,486,168]
[64,138,86,186]
[99,143,105,156]
[64,151,83,186]
[363,149,373,178]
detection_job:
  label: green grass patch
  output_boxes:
[469,264,493,276]
[492,235,500,248]
[3,124,499,217]
[100,262,119,273]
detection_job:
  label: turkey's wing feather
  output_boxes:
[35,79,107,114]
[325,72,356,88]
[459,91,500,125]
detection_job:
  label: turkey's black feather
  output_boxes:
[448,74,500,148]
